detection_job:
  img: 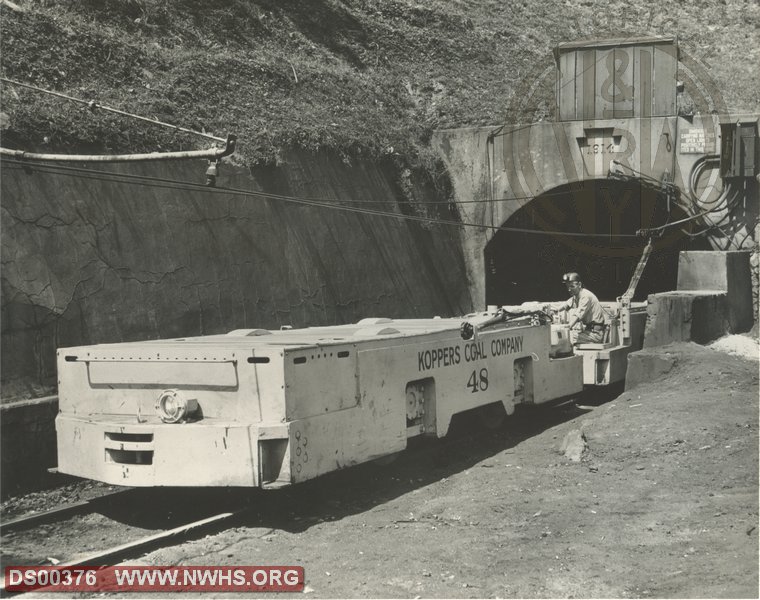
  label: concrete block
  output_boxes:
[643,291,731,348]
[625,348,678,390]
[677,251,754,332]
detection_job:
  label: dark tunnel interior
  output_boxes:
[484,179,713,305]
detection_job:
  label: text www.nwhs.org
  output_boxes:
[4,566,304,592]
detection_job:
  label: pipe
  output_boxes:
[0,135,237,163]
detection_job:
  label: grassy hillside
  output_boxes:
[1,0,758,166]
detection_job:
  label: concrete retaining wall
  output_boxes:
[1,396,59,497]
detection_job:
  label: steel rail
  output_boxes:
[0,509,249,595]
[0,488,135,533]
[60,510,246,567]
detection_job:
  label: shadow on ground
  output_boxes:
[93,385,620,533]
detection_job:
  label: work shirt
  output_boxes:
[562,288,606,326]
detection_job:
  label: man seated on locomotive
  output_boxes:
[546,272,607,344]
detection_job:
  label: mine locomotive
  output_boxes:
[55,299,645,488]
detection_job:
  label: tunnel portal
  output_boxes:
[484,179,712,305]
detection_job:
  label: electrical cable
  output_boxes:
[3,159,584,205]
[638,204,733,236]
[10,159,714,247]
[734,219,760,250]
[611,159,745,243]
[1,159,644,239]
[0,158,615,204]
[680,206,733,235]
[4,158,659,206]
[687,154,738,217]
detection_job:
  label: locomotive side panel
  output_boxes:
[265,342,407,484]
[282,347,359,420]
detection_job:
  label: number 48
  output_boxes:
[466,368,489,393]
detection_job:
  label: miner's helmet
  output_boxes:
[562,272,581,284]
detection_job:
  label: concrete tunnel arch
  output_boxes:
[484,178,712,305]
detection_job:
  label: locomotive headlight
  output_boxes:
[155,389,199,423]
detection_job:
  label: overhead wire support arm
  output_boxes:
[615,236,655,345]
[621,236,655,301]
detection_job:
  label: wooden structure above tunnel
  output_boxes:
[554,36,678,121]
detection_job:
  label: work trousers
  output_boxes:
[570,327,605,345]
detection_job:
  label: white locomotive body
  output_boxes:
[56,306,646,488]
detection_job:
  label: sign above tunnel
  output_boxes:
[679,126,717,154]
[554,37,678,121]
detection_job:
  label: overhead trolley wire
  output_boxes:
[1,159,643,239]
[1,159,623,205]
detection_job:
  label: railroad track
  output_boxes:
[1,488,136,533]
[0,488,253,595]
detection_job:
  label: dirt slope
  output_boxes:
[87,342,757,599]
[2,0,758,165]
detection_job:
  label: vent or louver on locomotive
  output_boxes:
[104,432,154,465]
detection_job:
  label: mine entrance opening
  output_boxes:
[484,179,711,305]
